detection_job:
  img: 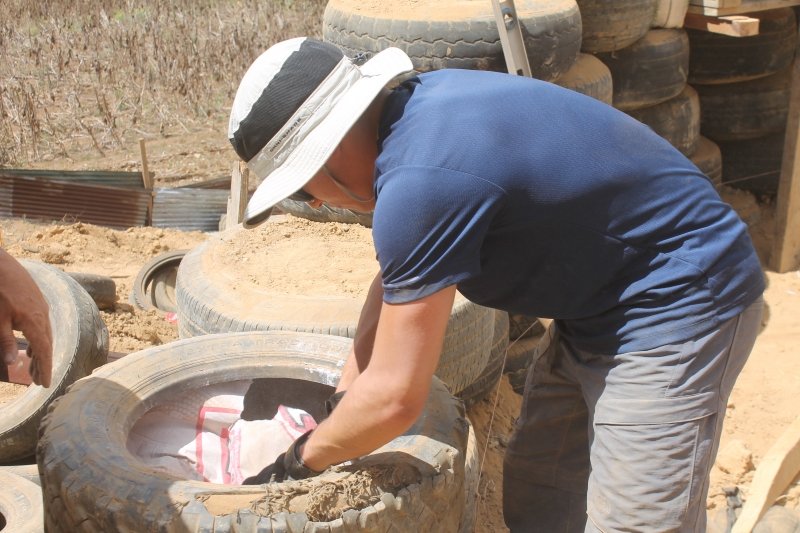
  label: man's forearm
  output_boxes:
[337,271,384,391]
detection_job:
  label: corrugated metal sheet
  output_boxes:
[151,188,229,231]
[0,176,149,229]
[0,168,145,188]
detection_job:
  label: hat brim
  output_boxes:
[243,47,414,227]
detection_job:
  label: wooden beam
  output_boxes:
[225,161,249,229]
[684,13,759,36]
[731,415,800,533]
[688,0,800,16]
[771,58,800,272]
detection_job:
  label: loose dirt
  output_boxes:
[0,178,798,529]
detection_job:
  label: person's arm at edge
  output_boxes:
[301,284,456,470]
[336,270,384,392]
[0,249,53,387]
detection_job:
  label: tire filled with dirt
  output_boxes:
[553,53,613,105]
[322,0,582,82]
[575,0,659,53]
[0,260,108,462]
[0,470,44,531]
[596,29,689,111]
[626,84,700,156]
[176,220,495,395]
[37,331,470,533]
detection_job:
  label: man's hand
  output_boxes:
[0,251,53,387]
[242,431,322,485]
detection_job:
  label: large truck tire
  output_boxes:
[626,84,700,156]
[696,67,791,143]
[553,53,613,105]
[652,0,689,28]
[0,260,108,462]
[38,331,469,533]
[176,233,495,395]
[691,136,723,188]
[0,470,43,531]
[575,0,659,53]
[596,29,689,111]
[457,310,510,408]
[323,0,582,82]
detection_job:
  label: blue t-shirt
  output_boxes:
[371,69,764,354]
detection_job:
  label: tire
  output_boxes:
[0,471,43,532]
[457,310,510,409]
[719,132,785,196]
[691,136,723,188]
[130,250,187,313]
[696,67,791,143]
[38,331,469,533]
[508,313,546,341]
[176,233,495,395]
[652,0,689,28]
[596,29,689,111]
[0,463,41,486]
[687,8,797,85]
[575,0,659,53]
[322,0,583,82]
[277,200,374,227]
[553,53,613,105]
[0,260,108,462]
[508,320,556,394]
[65,271,117,310]
[626,84,700,156]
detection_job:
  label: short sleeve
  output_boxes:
[372,165,506,304]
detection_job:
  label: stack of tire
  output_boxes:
[687,7,797,196]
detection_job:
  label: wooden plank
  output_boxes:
[771,57,800,272]
[731,415,800,533]
[684,14,759,36]
[689,0,800,16]
[689,0,742,8]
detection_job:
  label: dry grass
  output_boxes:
[0,0,326,166]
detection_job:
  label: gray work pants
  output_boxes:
[503,297,763,532]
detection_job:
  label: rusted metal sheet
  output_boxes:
[0,168,145,188]
[151,188,229,231]
[0,176,149,229]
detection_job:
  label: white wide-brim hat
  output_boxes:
[228,38,414,227]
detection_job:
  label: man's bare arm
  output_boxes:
[302,284,456,470]
[336,271,384,392]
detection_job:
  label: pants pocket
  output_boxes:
[588,393,718,532]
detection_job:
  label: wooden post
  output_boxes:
[139,138,154,226]
[138,138,153,189]
[731,415,800,532]
[225,162,249,229]
[771,57,800,272]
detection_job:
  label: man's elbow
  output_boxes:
[379,387,428,432]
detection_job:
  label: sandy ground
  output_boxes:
[0,180,798,530]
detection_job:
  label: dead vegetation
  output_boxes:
[0,0,326,166]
